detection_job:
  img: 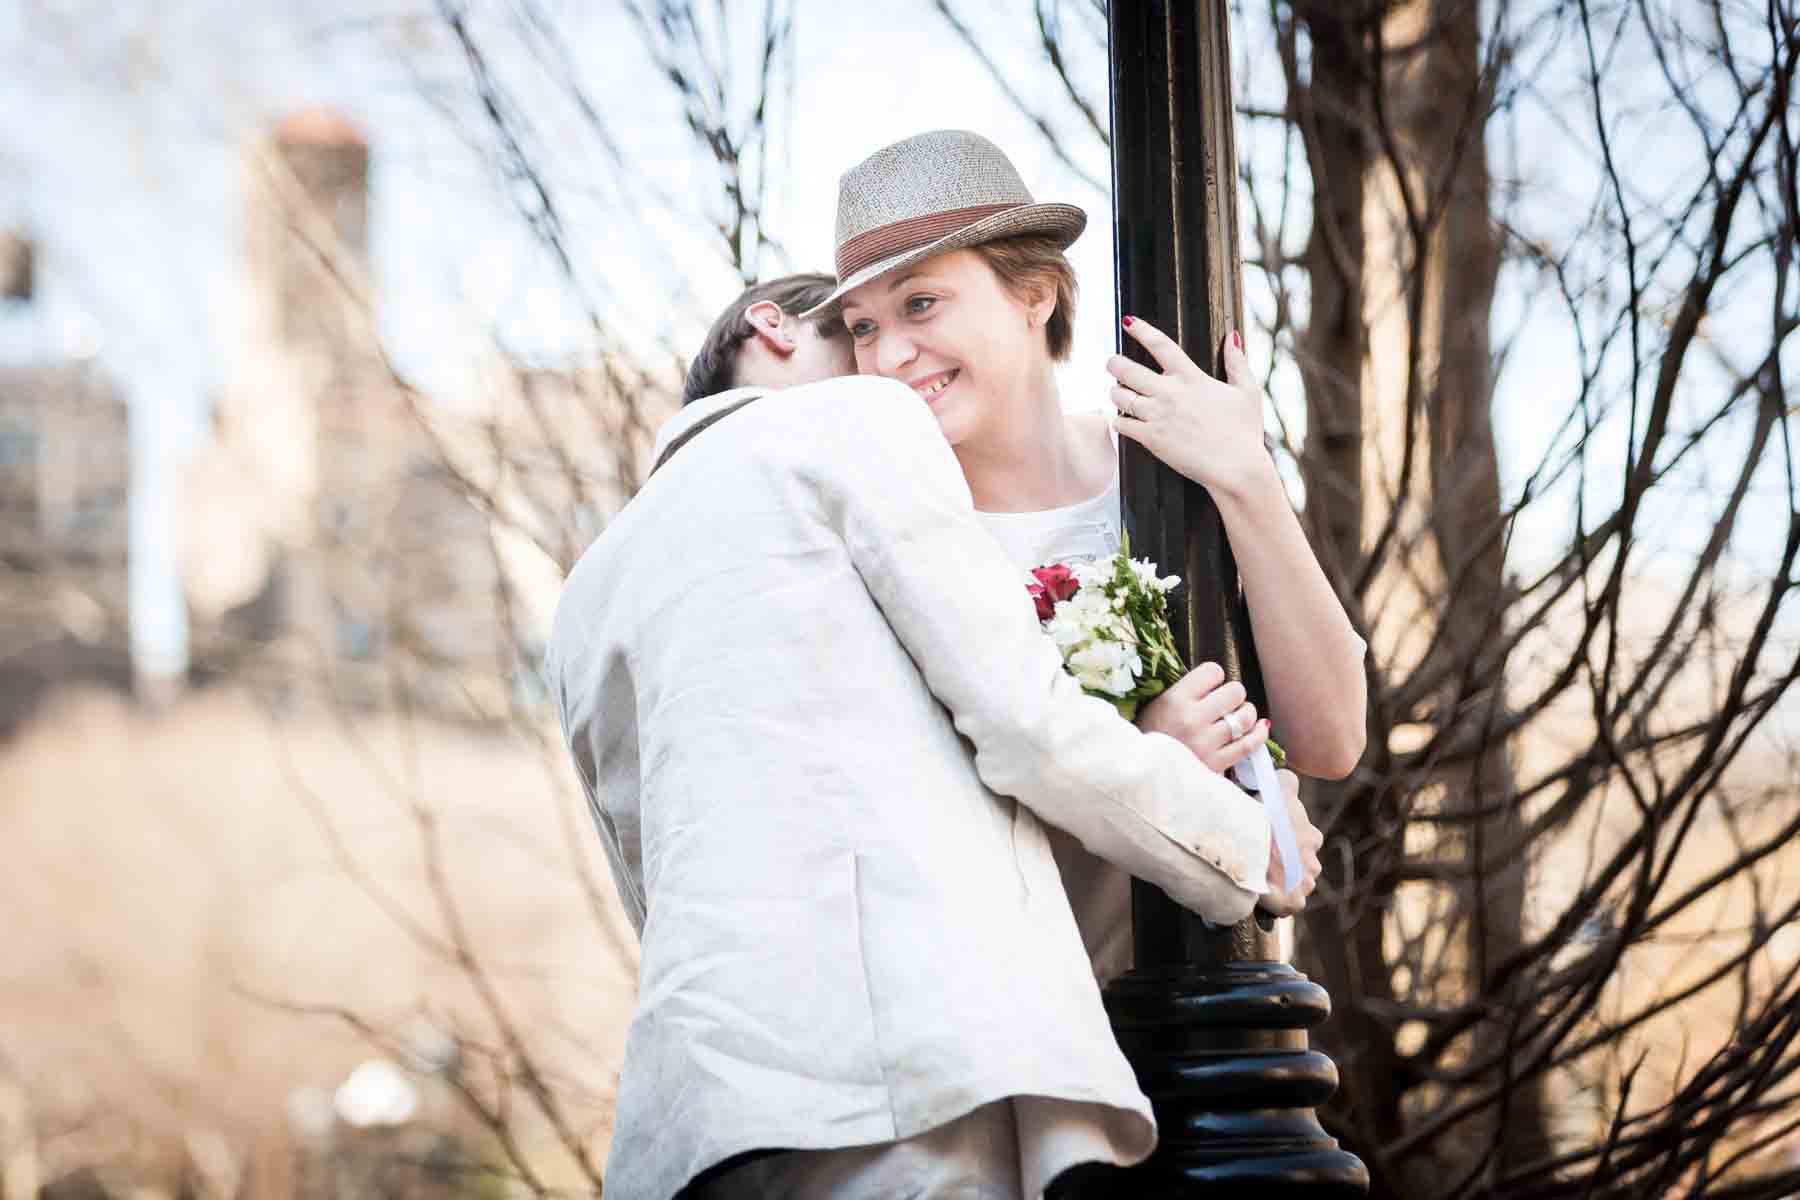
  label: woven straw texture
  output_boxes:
[801,130,1086,318]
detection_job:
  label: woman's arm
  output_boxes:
[1109,318,1368,779]
[1210,455,1368,778]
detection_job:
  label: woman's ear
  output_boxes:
[745,300,796,356]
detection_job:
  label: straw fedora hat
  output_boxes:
[799,129,1087,319]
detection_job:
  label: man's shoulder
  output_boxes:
[765,375,923,421]
[545,520,621,669]
[768,376,944,460]
[780,374,916,405]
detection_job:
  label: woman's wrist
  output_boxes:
[1209,452,1284,513]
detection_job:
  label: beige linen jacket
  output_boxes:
[545,377,1271,1200]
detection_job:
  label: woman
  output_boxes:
[808,130,1368,986]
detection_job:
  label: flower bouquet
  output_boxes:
[1028,537,1300,890]
[1025,551,1184,723]
[1026,541,1285,767]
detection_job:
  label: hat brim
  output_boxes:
[798,202,1087,322]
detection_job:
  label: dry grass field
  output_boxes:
[0,683,639,1196]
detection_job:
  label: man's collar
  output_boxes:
[649,386,766,475]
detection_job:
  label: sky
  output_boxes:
[0,0,1791,690]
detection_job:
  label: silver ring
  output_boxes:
[1221,710,1246,740]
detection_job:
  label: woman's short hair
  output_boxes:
[683,273,843,405]
[971,235,1079,362]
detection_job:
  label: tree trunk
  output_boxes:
[1287,3,1410,1185]
[1389,0,1550,1177]
[1422,0,1550,1174]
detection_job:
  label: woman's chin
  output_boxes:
[930,404,972,445]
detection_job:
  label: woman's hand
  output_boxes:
[1257,769,1324,918]
[1137,661,1268,774]
[1107,316,1272,500]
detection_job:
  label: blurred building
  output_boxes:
[0,109,664,729]
[0,362,130,607]
[185,108,514,717]
[185,108,660,721]
[0,234,133,734]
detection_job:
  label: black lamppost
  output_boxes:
[1056,4,1369,1195]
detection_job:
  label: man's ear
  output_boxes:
[1022,279,1056,331]
[745,300,796,357]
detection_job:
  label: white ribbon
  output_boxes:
[1232,745,1302,893]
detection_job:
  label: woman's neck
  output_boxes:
[955,375,1108,513]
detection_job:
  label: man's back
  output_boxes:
[548,376,1269,1199]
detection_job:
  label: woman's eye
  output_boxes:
[905,295,937,316]
[847,319,875,339]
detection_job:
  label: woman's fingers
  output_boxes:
[1121,315,1199,377]
[1110,385,1158,421]
[1169,661,1227,698]
[1220,329,1255,387]
[1197,680,1249,723]
[1229,720,1269,764]
[1206,712,1265,773]
[1105,353,1173,397]
[1193,692,1250,739]
[1112,411,1154,446]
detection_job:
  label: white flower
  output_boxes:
[1070,586,1113,618]
[1068,639,1143,696]
[1129,558,1180,593]
[1071,560,1109,588]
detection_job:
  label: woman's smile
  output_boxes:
[909,368,961,407]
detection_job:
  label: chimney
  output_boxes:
[0,231,31,302]
[248,108,372,354]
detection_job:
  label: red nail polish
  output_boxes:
[1122,315,1135,327]
[1260,719,1271,729]
[1232,330,1243,351]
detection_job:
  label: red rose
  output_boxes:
[1027,563,1080,621]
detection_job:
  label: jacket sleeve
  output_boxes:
[808,379,1271,925]
[545,617,648,937]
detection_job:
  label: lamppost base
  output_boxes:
[1051,959,1369,1197]
[1052,1151,1369,1199]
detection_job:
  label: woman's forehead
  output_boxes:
[842,250,987,309]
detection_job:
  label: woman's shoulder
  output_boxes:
[1066,410,1119,491]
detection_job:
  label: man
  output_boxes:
[546,273,1325,1200]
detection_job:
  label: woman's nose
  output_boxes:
[875,332,918,377]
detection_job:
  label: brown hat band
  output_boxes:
[835,203,1019,281]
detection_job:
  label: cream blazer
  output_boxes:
[545,377,1271,1200]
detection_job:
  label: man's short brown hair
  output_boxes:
[970,236,1079,362]
[683,273,845,405]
